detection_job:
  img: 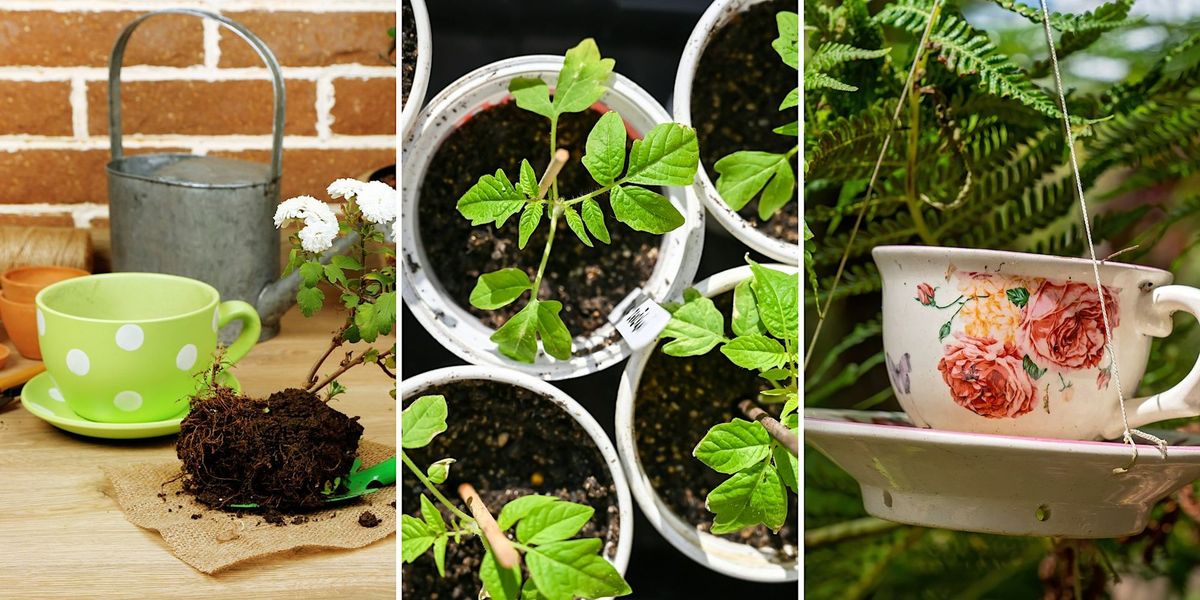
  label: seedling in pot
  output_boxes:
[401,395,632,600]
[712,10,803,223]
[657,259,799,534]
[456,38,700,364]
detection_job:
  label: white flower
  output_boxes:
[354,180,397,225]
[327,178,365,200]
[274,195,340,253]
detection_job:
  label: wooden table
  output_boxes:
[0,308,396,599]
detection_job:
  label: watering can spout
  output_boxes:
[256,232,360,340]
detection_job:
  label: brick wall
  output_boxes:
[0,0,396,231]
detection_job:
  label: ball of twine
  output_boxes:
[0,226,93,273]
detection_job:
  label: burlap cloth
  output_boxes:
[102,439,396,574]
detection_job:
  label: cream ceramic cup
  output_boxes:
[873,245,1200,441]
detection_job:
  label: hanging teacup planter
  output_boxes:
[400,0,431,139]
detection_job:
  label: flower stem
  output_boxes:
[309,346,394,394]
[401,451,473,522]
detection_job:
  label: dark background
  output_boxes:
[401,1,795,597]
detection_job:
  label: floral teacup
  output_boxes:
[873,245,1200,441]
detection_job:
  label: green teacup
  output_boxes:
[35,273,260,423]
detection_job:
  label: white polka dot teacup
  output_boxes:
[35,273,261,423]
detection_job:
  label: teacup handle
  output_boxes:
[1125,285,1200,434]
[218,300,261,365]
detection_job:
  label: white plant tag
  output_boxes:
[611,290,672,350]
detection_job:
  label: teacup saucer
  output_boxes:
[20,371,242,440]
[805,408,1200,538]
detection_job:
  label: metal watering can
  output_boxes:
[106,9,353,343]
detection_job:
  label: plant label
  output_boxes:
[612,293,671,350]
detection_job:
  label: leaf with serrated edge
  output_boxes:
[707,461,788,534]
[563,206,592,247]
[498,494,559,531]
[581,198,610,244]
[519,202,543,249]
[749,261,798,341]
[297,286,324,317]
[732,279,766,336]
[492,300,540,363]
[693,419,772,474]
[609,185,684,234]
[553,39,615,115]
[510,76,555,119]
[401,395,447,449]
[721,335,789,371]
[525,538,632,600]
[400,514,434,562]
[470,268,532,310]
[481,547,523,600]
[660,295,725,356]
[518,158,540,198]
[516,500,594,545]
[714,151,789,210]
[582,111,626,185]
[625,123,699,186]
[299,261,323,287]
[773,11,799,69]
[535,300,572,361]
[774,444,798,494]
[457,169,526,227]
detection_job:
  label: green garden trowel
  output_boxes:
[229,456,396,509]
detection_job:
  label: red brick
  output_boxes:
[0,213,75,227]
[0,11,203,67]
[331,77,396,135]
[213,148,396,200]
[0,81,73,136]
[220,12,396,67]
[0,147,188,205]
[87,79,316,136]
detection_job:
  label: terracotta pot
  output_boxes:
[0,344,9,370]
[0,292,40,359]
[1,266,89,304]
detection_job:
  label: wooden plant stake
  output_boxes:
[739,399,798,456]
[458,482,520,569]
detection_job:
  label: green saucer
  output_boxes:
[20,371,241,440]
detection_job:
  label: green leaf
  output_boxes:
[624,123,699,186]
[296,286,324,317]
[582,111,626,186]
[481,548,523,600]
[1007,287,1030,308]
[660,294,725,356]
[535,300,573,361]
[492,300,540,363]
[774,444,798,494]
[426,458,454,485]
[525,538,632,600]
[693,419,772,474]
[401,394,447,449]
[581,198,610,244]
[331,254,362,270]
[805,71,857,92]
[758,160,795,221]
[521,579,549,600]
[433,536,447,578]
[771,121,798,137]
[772,11,799,69]
[516,500,595,545]
[510,76,555,119]
[498,494,559,531]
[354,301,380,342]
[1023,355,1046,380]
[519,202,544,249]
[299,261,323,288]
[939,321,952,341]
[400,514,434,562]
[760,368,790,382]
[721,335,789,371]
[563,206,592,247]
[714,151,791,211]
[732,279,766,336]
[518,158,540,199]
[779,88,798,110]
[372,291,397,336]
[749,261,798,341]
[707,461,788,534]
[553,38,615,115]
[323,263,348,288]
[609,185,684,234]
[470,268,533,310]
[457,169,525,227]
[420,494,446,536]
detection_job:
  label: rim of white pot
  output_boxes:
[401,55,706,380]
[615,263,799,582]
[401,366,634,583]
[400,0,432,139]
[673,0,799,266]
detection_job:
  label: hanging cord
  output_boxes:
[1036,0,1167,472]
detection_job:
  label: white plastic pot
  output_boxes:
[401,55,706,380]
[673,0,799,266]
[615,264,798,582]
[401,366,634,584]
[399,0,431,139]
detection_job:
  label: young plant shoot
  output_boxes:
[456,39,700,364]
[401,395,632,600]
[658,260,799,534]
[712,10,803,222]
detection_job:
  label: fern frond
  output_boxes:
[806,72,858,92]
[1026,205,1152,258]
[1029,0,1138,76]
[806,102,899,178]
[1086,99,1200,178]
[990,0,1135,36]
[809,43,891,73]
[808,262,883,304]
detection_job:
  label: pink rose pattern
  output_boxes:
[912,272,1120,419]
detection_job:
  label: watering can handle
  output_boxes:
[107,10,285,182]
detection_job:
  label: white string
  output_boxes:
[1036,0,1167,471]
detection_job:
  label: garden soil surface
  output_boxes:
[177,387,363,512]
[635,292,799,559]
[402,380,620,599]
[401,0,416,108]
[417,101,660,342]
[691,0,798,244]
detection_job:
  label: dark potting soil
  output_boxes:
[402,380,620,599]
[359,510,382,528]
[401,0,417,109]
[417,101,661,341]
[691,0,799,244]
[177,387,364,511]
[634,292,799,559]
